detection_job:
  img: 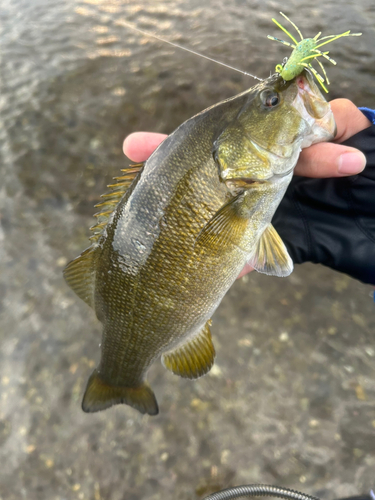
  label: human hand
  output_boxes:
[123,99,372,282]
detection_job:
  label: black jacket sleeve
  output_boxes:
[272,123,375,285]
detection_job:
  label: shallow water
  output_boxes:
[1,1,375,499]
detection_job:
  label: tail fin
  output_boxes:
[82,370,159,416]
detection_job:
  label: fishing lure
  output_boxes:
[267,12,362,92]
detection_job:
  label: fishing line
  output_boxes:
[118,20,262,81]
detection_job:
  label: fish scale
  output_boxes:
[64,71,336,415]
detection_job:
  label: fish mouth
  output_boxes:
[225,148,297,190]
[225,177,265,194]
[225,171,292,194]
[293,71,336,145]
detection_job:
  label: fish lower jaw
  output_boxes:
[292,82,336,144]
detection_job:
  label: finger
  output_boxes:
[294,142,367,178]
[330,99,371,143]
[294,99,370,178]
[123,132,168,162]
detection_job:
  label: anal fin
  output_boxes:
[82,369,159,416]
[162,321,215,379]
[249,223,293,277]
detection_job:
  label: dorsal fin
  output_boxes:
[89,163,144,242]
[65,163,144,306]
[63,247,98,307]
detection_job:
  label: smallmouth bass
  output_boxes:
[64,70,335,415]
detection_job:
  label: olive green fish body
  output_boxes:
[64,71,336,415]
[94,96,253,386]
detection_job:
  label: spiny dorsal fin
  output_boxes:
[249,223,293,277]
[161,320,215,379]
[63,247,98,307]
[89,163,144,242]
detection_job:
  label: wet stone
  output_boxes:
[340,404,375,452]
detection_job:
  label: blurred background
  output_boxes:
[0,1,375,499]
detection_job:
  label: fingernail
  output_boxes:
[338,152,366,175]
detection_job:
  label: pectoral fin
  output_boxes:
[195,194,248,250]
[162,321,215,379]
[249,224,293,277]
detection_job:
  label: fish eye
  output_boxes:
[260,90,280,108]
